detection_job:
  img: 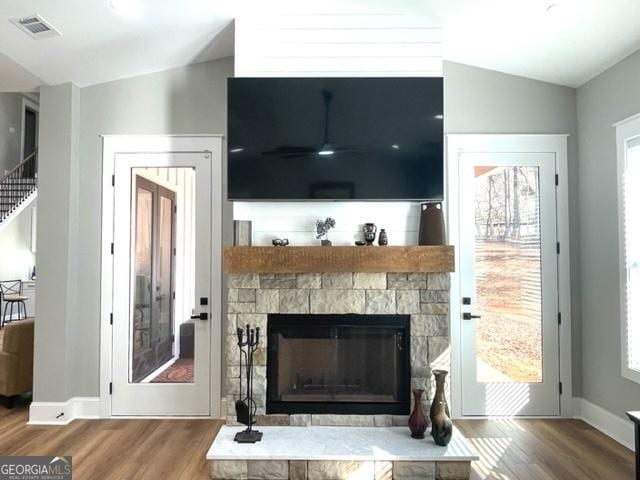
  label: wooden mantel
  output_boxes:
[224,246,455,273]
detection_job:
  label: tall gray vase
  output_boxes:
[429,369,453,446]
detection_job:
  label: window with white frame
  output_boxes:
[617,115,640,383]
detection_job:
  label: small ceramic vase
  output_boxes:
[378,229,388,246]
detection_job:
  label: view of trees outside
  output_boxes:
[473,166,543,383]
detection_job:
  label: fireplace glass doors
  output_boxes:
[267,314,410,415]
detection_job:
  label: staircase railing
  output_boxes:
[0,150,38,224]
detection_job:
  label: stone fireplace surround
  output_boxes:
[224,271,451,427]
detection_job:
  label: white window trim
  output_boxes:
[615,113,640,384]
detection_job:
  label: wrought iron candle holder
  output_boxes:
[234,324,263,444]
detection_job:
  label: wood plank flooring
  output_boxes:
[0,400,222,480]
[0,402,634,480]
[456,418,635,479]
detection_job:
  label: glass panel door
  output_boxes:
[474,166,542,384]
[459,153,559,416]
[131,176,181,383]
[112,154,211,416]
[132,182,154,382]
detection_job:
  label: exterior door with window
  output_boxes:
[112,153,211,416]
[457,152,560,416]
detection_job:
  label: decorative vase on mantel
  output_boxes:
[408,389,428,439]
[418,202,446,245]
[363,223,377,246]
[378,229,388,246]
[430,370,453,446]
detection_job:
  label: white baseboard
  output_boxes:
[573,397,635,451]
[29,397,100,425]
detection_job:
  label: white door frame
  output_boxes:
[100,135,223,418]
[446,134,572,418]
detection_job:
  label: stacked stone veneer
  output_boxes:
[225,272,451,426]
[211,459,470,480]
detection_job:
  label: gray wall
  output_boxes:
[576,49,640,419]
[34,57,580,403]
[0,93,23,174]
[443,61,581,395]
[34,83,80,402]
[74,57,232,398]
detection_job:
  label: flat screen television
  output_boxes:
[228,77,443,200]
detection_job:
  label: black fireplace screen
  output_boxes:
[266,314,410,415]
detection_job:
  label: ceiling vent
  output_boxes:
[9,15,61,39]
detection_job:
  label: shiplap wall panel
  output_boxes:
[251,57,443,75]
[253,28,441,44]
[234,202,423,246]
[233,13,441,246]
[251,43,442,58]
[235,14,442,77]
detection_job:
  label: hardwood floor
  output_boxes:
[0,403,634,479]
[457,418,635,479]
[0,401,223,480]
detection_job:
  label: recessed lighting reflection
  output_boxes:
[318,150,335,156]
[434,114,444,120]
[546,2,560,14]
[391,144,400,150]
[108,0,142,16]
[230,148,244,153]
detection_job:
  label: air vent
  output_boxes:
[9,15,61,39]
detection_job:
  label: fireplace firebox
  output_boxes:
[266,314,410,415]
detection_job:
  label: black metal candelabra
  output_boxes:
[233,324,263,443]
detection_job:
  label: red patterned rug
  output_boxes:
[151,358,194,383]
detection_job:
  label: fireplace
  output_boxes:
[266,314,410,415]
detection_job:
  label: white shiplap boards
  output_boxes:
[235,14,442,77]
[233,202,423,246]
[233,13,441,246]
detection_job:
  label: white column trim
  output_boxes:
[29,397,100,425]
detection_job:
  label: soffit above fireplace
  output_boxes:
[223,246,455,274]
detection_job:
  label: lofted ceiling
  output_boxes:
[0,52,44,92]
[0,0,639,91]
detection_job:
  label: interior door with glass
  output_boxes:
[112,153,211,416]
[459,152,560,416]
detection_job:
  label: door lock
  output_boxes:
[463,312,481,320]
[191,312,208,321]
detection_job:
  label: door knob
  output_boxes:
[191,313,208,321]
[463,312,481,320]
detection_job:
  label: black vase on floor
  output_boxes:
[430,369,453,446]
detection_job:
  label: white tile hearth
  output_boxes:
[207,426,478,462]
[208,426,476,479]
